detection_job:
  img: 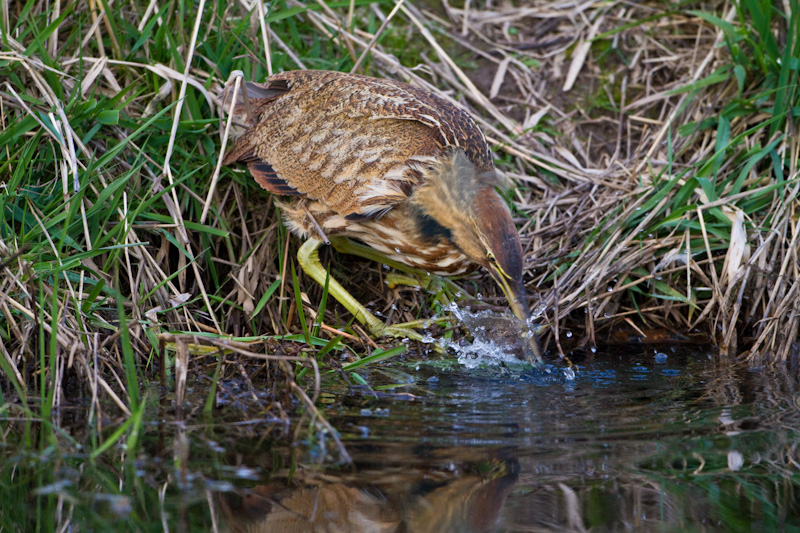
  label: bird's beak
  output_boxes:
[490,266,543,364]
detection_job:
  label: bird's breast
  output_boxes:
[345,212,475,276]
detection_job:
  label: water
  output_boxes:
[2,348,800,531]
[446,303,543,367]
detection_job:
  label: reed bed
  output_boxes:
[0,0,798,426]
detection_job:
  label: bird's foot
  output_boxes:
[386,273,433,291]
[369,317,455,355]
[381,323,424,342]
[366,316,423,342]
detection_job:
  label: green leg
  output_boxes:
[328,237,472,336]
[308,238,544,359]
[298,238,429,341]
[298,238,386,336]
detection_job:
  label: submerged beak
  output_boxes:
[491,266,543,364]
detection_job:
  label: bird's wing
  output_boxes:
[222,70,493,219]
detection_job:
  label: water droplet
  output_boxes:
[590,346,597,353]
[233,467,259,480]
[360,409,372,416]
[565,331,573,338]
[654,352,668,363]
[728,450,744,471]
[607,286,613,292]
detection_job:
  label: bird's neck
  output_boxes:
[409,205,454,245]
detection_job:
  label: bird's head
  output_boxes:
[410,151,542,363]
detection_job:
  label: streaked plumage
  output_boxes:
[223,70,541,361]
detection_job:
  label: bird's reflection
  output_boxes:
[219,447,518,533]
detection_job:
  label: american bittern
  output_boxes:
[223,70,541,362]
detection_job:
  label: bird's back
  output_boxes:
[223,70,493,220]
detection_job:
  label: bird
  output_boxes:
[222,70,541,362]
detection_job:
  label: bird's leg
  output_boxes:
[298,238,385,335]
[297,238,424,341]
[328,237,459,335]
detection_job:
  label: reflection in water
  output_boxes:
[3,348,800,531]
[212,351,800,531]
[219,449,518,532]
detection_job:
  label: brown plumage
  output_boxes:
[223,70,541,361]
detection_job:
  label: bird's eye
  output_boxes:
[487,252,496,263]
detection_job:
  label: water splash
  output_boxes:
[446,303,538,369]
[453,337,524,369]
